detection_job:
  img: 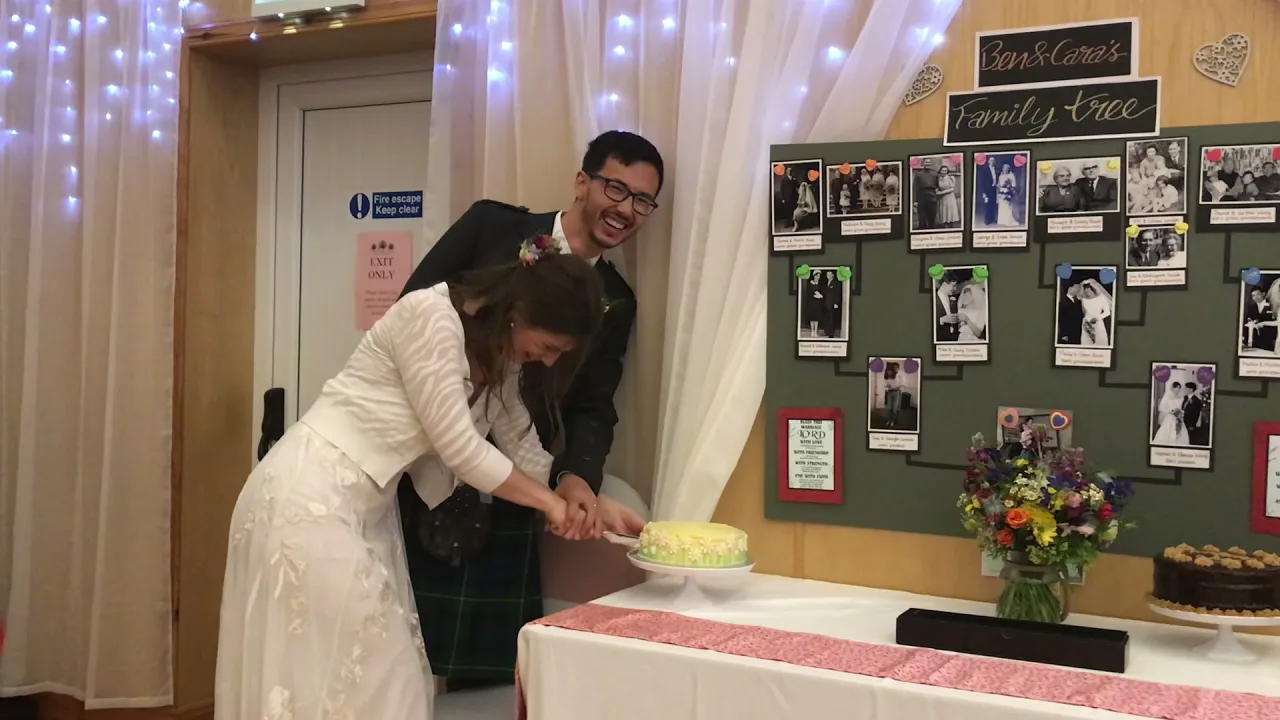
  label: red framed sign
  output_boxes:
[776,407,844,505]
[1251,421,1280,535]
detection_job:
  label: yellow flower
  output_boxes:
[1014,458,1028,468]
[1018,504,1059,546]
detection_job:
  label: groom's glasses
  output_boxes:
[588,173,659,216]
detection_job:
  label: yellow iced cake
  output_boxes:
[636,521,749,568]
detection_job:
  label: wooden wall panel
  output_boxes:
[173,48,260,707]
[715,0,1280,631]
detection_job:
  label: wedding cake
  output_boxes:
[636,521,749,568]
[1152,544,1280,616]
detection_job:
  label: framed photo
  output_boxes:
[931,265,989,363]
[777,407,844,505]
[1054,265,1116,368]
[1250,421,1280,535]
[1036,156,1122,216]
[908,153,965,251]
[1237,270,1280,378]
[971,150,1031,249]
[1148,362,1216,470]
[1199,144,1280,206]
[796,266,851,358]
[1125,137,1188,217]
[866,357,921,452]
[826,161,902,219]
[770,159,824,236]
[1124,225,1187,288]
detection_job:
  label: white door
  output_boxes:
[254,56,432,456]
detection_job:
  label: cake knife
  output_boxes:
[603,531,640,548]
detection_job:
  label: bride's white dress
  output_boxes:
[1152,391,1189,446]
[215,284,551,720]
[1080,294,1111,347]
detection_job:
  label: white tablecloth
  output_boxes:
[517,573,1280,719]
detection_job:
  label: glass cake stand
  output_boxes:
[627,551,755,609]
[1148,601,1280,662]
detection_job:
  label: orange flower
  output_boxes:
[995,528,1014,547]
[1005,508,1031,529]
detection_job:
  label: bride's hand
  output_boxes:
[597,497,645,536]
[542,494,570,535]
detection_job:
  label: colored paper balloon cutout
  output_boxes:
[839,162,852,175]
[903,358,920,374]
[1174,221,1189,235]
[795,263,811,278]
[1098,267,1116,285]
[865,159,878,171]
[971,266,989,283]
[1152,364,1172,382]
[836,266,853,282]
[999,408,1020,428]
[1107,158,1121,171]
[1205,148,1223,163]
[807,169,820,182]
[1273,146,1280,162]
[1243,267,1263,285]
[1038,160,1054,173]
[1049,410,1071,430]
[1056,263,1073,280]
[927,263,945,280]
[973,152,987,166]
[868,357,885,373]
[909,156,922,169]
[949,153,963,165]
[1125,225,1140,238]
[1013,154,1027,168]
[773,162,786,176]
[1196,365,1216,386]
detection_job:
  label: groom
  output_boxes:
[396,130,663,690]
[1058,283,1085,345]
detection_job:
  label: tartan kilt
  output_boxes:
[396,476,542,681]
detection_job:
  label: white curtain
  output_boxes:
[0,0,178,708]
[426,0,961,521]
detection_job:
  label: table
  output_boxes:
[517,573,1280,719]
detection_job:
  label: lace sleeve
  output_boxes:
[490,375,554,485]
[374,289,513,493]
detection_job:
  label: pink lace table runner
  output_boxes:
[520,603,1280,720]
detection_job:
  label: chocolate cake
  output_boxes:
[1152,544,1280,616]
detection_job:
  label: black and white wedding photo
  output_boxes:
[1125,226,1186,269]
[771,159,824,235]
[971,151,1030,232]
[1054,266,1116,368]
[1125,138,1187,216]
[1035,157,1121,215]
[827,161,902,218]
[798,266,849,345]
[1239,271,1280,360]
[1148,363,1216,457]
[909,154,964,233]
[867,357,922,452]
[1200,144,1280,204]
[931,267,989,364]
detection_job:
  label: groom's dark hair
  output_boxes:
[582,130,666,193]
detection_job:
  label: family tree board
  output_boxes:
[766,122,1280,558]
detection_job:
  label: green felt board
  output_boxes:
[765,122,1280,557]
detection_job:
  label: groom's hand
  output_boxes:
[553,474,600,540]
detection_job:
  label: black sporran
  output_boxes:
[416,484,492,567]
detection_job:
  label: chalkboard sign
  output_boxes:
[944,78,1160,147]
[975,19,1138,89]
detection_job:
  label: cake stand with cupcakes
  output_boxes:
[607,521,754,608]
[1148,543,1280,662]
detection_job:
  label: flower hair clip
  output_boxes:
[519,234,561,265]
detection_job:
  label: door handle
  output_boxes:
[258,387,286,461]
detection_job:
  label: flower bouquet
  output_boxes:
[958,425,1135,623]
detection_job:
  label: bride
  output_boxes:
[1152,373,1190,446]
[214,250,640,720]
[1079,279,1113,347]
[956,282,988,342]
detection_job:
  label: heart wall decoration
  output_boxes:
[1193,32,1251,87]
[903,64,944,106]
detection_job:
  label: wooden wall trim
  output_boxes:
[183,0,438,48]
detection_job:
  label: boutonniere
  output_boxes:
[602,299,620,314]
[519,234,561,265]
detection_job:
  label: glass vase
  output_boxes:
[995,552,1070,624]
